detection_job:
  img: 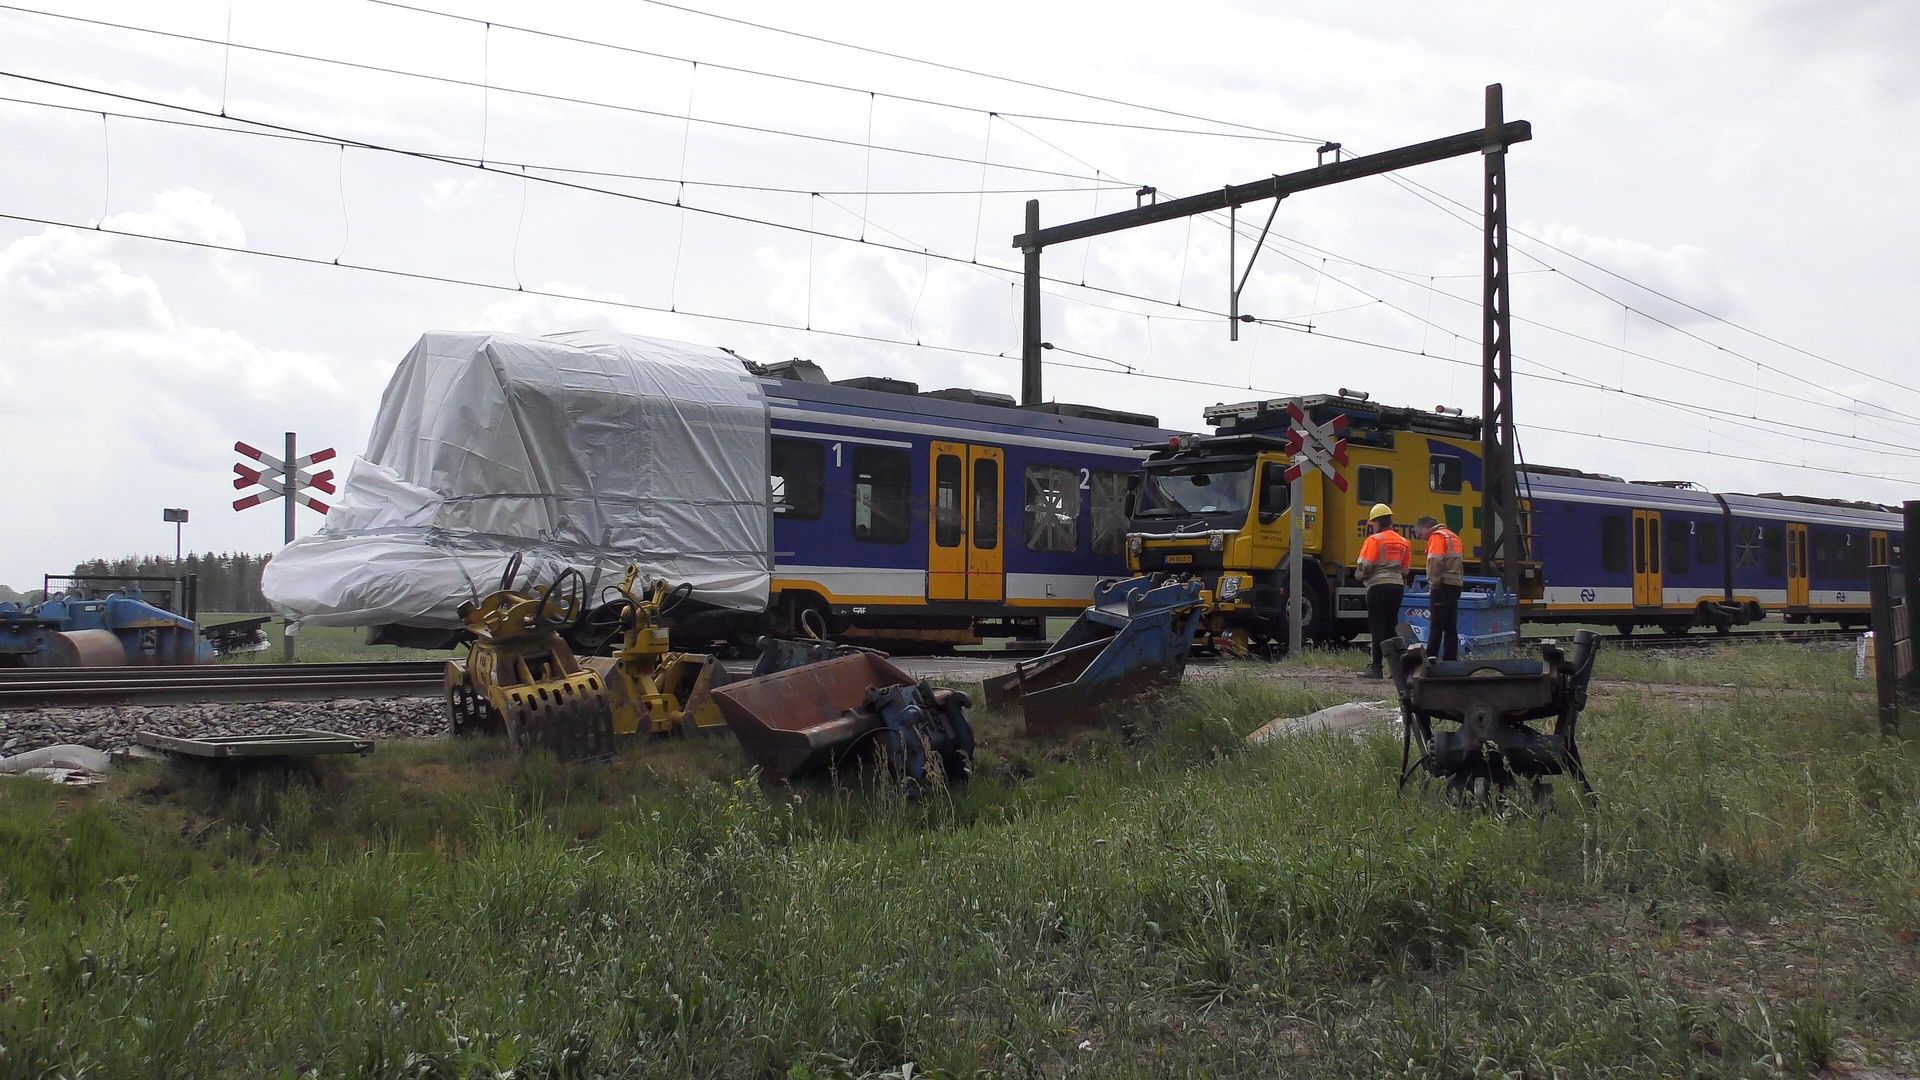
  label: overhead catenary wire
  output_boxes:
[0,71,1218,323]
[1381,171,1920,416]
[349,0,1905,425]
[614,0,1331,145]
[0,5,1122,185]
[0,208,1027,363]
[10,16,1902,480]
[23,3,1857,446]
[1384,171,1920,402]
[1248,318,1920,461]
[359,0,1324,145]
[3,204,1906,487]
[0,90,1134,196]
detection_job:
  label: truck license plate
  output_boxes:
[1165,554,1193,565]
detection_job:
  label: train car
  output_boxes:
[1718,493,1900,628]
[751,360,1166,645]
[1523,466,1901,632]
[1523,467,1745,632]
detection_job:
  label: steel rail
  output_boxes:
[0,661,448,708]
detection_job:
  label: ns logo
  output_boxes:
[1579,588,1597,603]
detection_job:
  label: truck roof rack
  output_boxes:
[1204,392,1480,438]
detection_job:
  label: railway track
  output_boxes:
[0,628,1855,709]
[1557,627,1860,651]
[0,661,449,708]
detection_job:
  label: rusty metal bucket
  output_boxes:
[982,575,1205,734]
[710,652,973,790]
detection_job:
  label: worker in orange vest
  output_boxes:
[1357,503,1412,678]
[1415,515,1466,661]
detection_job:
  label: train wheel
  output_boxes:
[1615,622,1635,636]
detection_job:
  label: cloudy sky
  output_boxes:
[1,0,1915,589]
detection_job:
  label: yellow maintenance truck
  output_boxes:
[1124,392,1539,650]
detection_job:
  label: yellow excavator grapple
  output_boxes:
[446,560,727,761]
[579,567,729,738]
[445,556,615,762]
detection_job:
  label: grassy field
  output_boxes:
[3,646,1916,1076]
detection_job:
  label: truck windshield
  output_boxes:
[1135,461,1255,517]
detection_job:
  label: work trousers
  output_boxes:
[1366,582,1405,672]
[1428,582,1462,662]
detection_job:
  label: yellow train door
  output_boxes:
[967,447,1005,602]
[928,442,1005,603]
[1787,523,1810,608]
[928,442,968,602]
[1632,509,1663,608]
[1871,530,1890,568]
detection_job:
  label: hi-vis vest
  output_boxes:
[1358,528,1412,588]
[1425,526,1465,587]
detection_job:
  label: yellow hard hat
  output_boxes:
[1368,503,1394,522]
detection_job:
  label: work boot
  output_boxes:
[1362,666,1383,680]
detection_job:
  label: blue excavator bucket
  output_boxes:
[982,575,1205,734]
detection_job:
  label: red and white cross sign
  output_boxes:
[233,440,335,514]
[1279,402,1350,492]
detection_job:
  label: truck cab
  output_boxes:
[1125,391,1521,649]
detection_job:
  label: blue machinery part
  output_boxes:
[982,574,1206,734]
[0,593,212,667]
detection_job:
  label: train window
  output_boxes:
[851,446,911,544]
[933,454,963,548]
[1735,524,1765,569]
[1600,514,1629,574]
[770,437,825,520]
[1696,521,1720,565]
[1665,520,1690,575]
[1811,533,1829,578]
[1090,471,1130,555]
[973,458,1000,550]
[1357,466,1393,507]
[1023,466,1080,553]
[1428,455,1463,494]
[1849,535,1869,578]
[1765,527,1785,576]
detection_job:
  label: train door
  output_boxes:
[1632,509,1663,608]
[927,442,1004,602]
[1785,524,1806,607]
[1628,507,1658,599]
[968,447,1004,602]
[1871,530,1890,568]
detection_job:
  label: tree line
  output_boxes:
[55,553,274,614]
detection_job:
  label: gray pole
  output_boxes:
[282,430,296,661]
[1288,473,1304,654]
[174,521,182,564]
[1019,199,1043,406]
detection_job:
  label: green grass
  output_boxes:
[2,662,1917,1076]
[204,612,461,665]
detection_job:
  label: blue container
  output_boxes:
[1398,575,1518,658]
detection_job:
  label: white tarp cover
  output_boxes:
[262,331,771,628]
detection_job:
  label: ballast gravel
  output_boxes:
[0,697,447,755]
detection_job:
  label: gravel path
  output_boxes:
[0,698,448,755]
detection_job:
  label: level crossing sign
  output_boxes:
[233,439,336,514]
[1280,402,1350,491]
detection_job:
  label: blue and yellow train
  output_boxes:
[748,360,1167,644]
[744,373,1901,643]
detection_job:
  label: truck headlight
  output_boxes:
[1127,535,1143,556]
[1209,531,1225,551]
[1219,575,1241,600]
